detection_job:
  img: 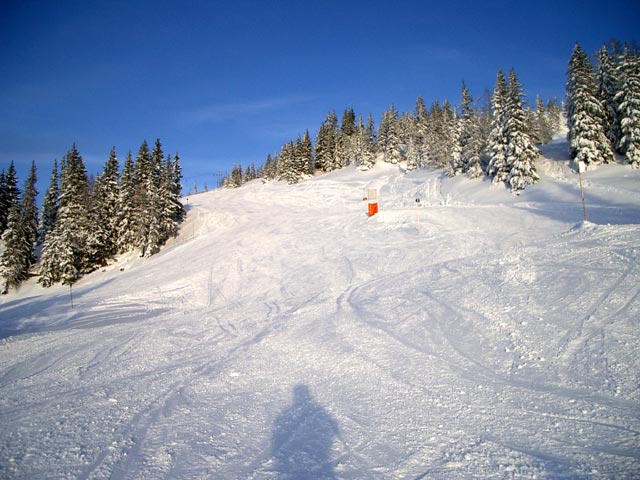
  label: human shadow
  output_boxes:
[271,384,338,479]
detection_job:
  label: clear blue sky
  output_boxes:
[1,0,638,193]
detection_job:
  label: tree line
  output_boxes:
[223,39,639,190]
[222,72,561,191]
[0,139,184,293]
[567,41,640,168]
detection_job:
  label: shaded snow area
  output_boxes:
[1,139,640,479]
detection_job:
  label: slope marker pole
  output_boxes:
[578,161,588,222]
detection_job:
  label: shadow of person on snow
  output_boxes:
[271,384,338,479]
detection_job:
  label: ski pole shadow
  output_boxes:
[271,384,338,479]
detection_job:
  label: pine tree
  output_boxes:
[533,95,554,145]
[160,154,182,239]
[566,43,615,167]
[315,111,338,172]
[379,105,402,164]
[301,130,314,175]
[20,162,38,267]
[0,171,6,233]
[486,70,510,182]
[116,152,138,253]
[615,47,640,166]
[138,139,165,256]
[40,160,59,243]
[458,82,484,178]
[505,69,540,191]
[0,162,39,292]
[0,161,20,234]
[87,147,120,266]
[0,205,26,293]
[39,144,91,286]
[596,45,622,150]
[448,114,463,176]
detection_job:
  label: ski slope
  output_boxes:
[1,138,640,478]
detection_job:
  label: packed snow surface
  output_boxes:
[1,139,640,478]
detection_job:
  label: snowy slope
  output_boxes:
[1,139,639,479]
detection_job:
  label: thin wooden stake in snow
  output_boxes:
[69,284,74,309]
[578,161,588,221]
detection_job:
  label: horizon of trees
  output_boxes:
[223,39,638,190]
[221,74,561,191]
[0,140,185,293]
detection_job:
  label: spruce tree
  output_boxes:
[615,47,640,166]
[486,69,510,182]
[566,43,615,167]
[0,205,26,293]
[315,111,338,172]
[87,147,120,266]
[0,171,6,233]
[379,105,402,164]
[20,162,39,267]
[0,161,20,234]
[160,154,182,239]
[596,46,622,150]
[171,152,185,222]
[140,139,165,257]
[0,162,39,292]
[357,115,377,170]
[534,95,554,145]
[39,144,91,286]
[117,152,138,253]
[505,69,540,191]
[40,160,59,244]
[458,82,484,178]
[301,130,314,175]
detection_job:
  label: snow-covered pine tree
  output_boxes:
[615,47,640,166]
[144,139,165,256]
[171,153,185,220]
[0,205,26,293]
[263,154,275,180]
[533,95,554,145]
[458,82,484,178]
[486,69,510,182]
[87,147,120,266]
[0,171,6,233]
[315,111,338,172]
[39,160,59,244]
[160,155,180,239]
[566,43,615,167]
[336,108,357,168]
[379,105,402,164]
[0,161,20,234]
[404,113,421,172]
[447,113,463,176]
[39,144,91,286]
[425,100,456,168]
[116,152,138,253]
[357,115,377,170]
[301,130,314,176]
[20,162,38,267]
[504,69,540,191]
[0,162,39,292]
[414,97,430,168]
[596,45,622,151]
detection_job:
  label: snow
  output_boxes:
[1,138,640,478]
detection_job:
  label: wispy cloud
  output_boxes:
[179,95,315,125]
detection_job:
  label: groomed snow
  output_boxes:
[1,138,639,478]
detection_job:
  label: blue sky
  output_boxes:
[1,0,638,193]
